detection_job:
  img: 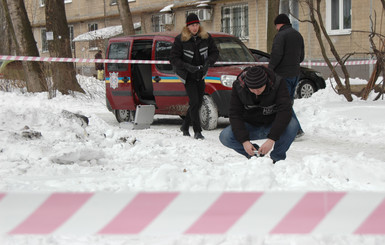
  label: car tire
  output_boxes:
[115,109,134,122]
[296,79,316,99]
[199,95,218,130]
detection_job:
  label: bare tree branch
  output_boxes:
[302,0,353,101]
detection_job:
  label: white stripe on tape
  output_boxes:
[0,193,50,234]
[312,192,385,234]
[141,192,222,235]
[53,192,137,235]
[229,192,305,235]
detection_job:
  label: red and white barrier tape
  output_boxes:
[0,192,384,235]
[0,55,377,66]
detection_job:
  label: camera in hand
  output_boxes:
[252,143,264,157]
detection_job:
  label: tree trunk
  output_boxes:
[266,0,280,53]
[45,0,84,95]
[117,0,135,36]
[4,0,47,92]
[0,2,14,55]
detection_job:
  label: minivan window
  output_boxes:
[107,42,130,71]
[155,41,173,73]
[214,37,255,63]
[132,40,152,60]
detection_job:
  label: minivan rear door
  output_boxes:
[105,40,134,110]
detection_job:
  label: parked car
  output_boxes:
[249,48,326,98]
[105,32,257,130]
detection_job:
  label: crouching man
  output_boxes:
[219,66,299,163]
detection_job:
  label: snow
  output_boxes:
[160,4,174,13]
[72,23,141,42]
[1,75,385,244]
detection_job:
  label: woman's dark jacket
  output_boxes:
[268,24,304,78]
[229,66,292,143]
[170,26,219,83]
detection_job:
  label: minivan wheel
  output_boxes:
[296,79,316,99]
[115,109,133,122]
[199,95,218,130]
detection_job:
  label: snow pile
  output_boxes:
[0,75,385,244]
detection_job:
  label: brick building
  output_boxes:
[25,0,383,77]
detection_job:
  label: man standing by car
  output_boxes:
[219,66,299,163]
[269,13,305,137]
[170,13,219,140]
[95,50,104,80]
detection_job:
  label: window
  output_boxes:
[151,14,173,32]
[214,37,255,63]
[221,4,249,40]
[69,26,74,50]
[326,0,351,35]
[279,0,299,30]
[41,28,48,52]
[186,8,212,21]
[152,15,162,32]
[155,41,173,73]
[107,42,130,71]
[88,23,98,49]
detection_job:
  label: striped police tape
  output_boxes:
[0,55,377,66]
[0,192,384,235]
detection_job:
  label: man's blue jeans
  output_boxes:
[219,117,299,162]
[285,77,302,132]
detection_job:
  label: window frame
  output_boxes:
[279,0,300,31]
[326,0,352,35]
[151,14,173,32]
[221,4,249,40]
[41,28,49,53]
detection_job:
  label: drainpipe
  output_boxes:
[369,0,373,77]
[103,0,107,27]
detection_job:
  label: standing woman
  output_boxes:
[170,13,219,139]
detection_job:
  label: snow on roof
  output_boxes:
[160,4,174,12]
[73,23,141,42]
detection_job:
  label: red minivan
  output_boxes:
[104,32,256,130]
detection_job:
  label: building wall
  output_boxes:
[23,0,383,77]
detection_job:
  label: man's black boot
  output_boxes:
[180,126,190,136]
[194,132,205,140]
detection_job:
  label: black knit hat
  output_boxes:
[274,13,290,25]
[243,66,268,89]
[186,13,200,26]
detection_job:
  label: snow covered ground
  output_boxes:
[0,75,385,244]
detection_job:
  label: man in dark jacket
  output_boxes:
[170,13,219,140]
[219,66,299,163]
[95,50,104,80]
[269,14,305,137]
